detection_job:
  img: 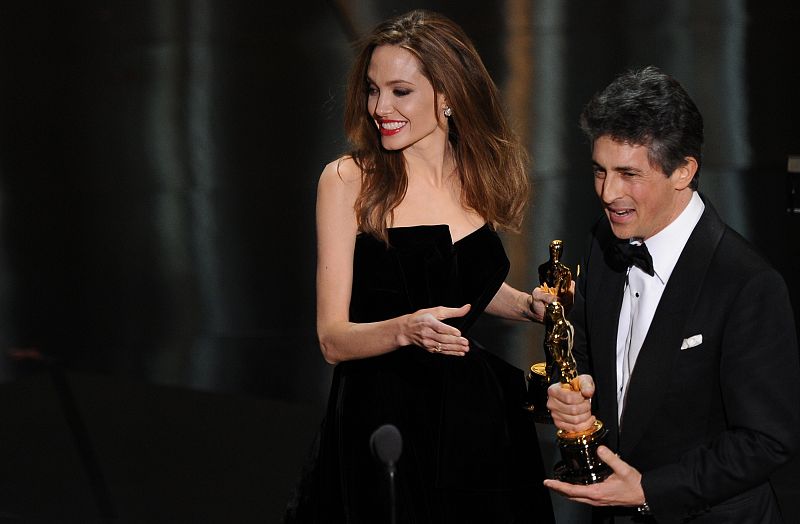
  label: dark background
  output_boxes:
[1,1,798,522]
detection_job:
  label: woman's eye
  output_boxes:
[393,89,411,97]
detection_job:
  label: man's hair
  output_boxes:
[579,65,703,189]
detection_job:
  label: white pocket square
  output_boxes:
[680,334,703,350]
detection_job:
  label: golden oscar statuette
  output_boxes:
[545,294,611,484]
[524,240,573,422]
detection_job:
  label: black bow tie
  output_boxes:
[613,240,654,276]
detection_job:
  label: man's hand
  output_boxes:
[543,446,646,507]
[547,374,595,433]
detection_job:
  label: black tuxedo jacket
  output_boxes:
[570,195,800,523]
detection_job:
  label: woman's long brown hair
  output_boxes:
[343,9,529,243]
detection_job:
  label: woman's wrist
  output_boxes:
[395,314,411,347]
[523,292,533,320]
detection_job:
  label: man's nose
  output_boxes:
[598,173,622,203]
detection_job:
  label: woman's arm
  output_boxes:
[485,282,567,323]
[315,158,470,364]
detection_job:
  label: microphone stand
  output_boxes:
[387,460,397,524]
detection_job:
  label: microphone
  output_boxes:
[370,424,402,524]
[370,423,402,470]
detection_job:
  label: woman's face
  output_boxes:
[366,45,447,151]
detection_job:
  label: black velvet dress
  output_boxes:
[287,224,554,524]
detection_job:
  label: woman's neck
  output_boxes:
[403,141,456,188]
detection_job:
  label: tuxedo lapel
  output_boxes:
[586,223,628,447]
[595,266,626,446]
[618,199,726,456]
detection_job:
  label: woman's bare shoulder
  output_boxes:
[320,156,362,187]
[317,156,362,213]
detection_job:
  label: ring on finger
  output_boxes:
[435,343,442,353]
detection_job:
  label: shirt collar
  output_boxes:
[641,191,705,284]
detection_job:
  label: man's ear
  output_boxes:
[672,157,698,190]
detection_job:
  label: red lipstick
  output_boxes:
[377,119,406,136]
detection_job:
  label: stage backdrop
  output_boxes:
[0,1,798,521]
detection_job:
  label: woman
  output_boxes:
[289,10,555,523]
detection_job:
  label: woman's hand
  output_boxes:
[529,280,575,322]
[529,287,557,323]
[398,304,471,356]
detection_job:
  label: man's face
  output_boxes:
[592,136,692,240]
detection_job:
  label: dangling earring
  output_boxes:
[443,106,453,117]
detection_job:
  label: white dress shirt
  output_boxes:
[616,191,705,423]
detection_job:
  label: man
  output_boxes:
[544,65,800,523]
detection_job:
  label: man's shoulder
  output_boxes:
[690,195,777,275]
[714,225,782,279]
[689,218,790,304]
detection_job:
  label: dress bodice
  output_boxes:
[290,223,553,524]
[350,224,510,335]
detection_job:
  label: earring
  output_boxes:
[443,106,453,117]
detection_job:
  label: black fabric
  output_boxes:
[592,483,784,523]
[571,198,798,522]
[610,239,654,276]
[287,224,554,524]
